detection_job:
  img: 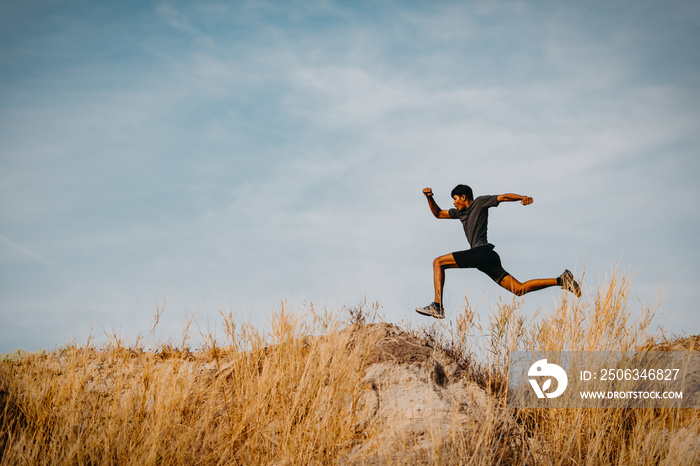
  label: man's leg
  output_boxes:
[499,275,558,297]
[499,270,581,297]
[433,253,459,305]
[417,253,458,318]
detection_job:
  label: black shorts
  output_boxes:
[451,245,509,284]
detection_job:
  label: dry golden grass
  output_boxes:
[1,272,698,465]
[1,306,384,465]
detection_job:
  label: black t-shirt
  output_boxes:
[448,195,500,249]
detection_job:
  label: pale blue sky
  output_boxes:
[1,1,699,352]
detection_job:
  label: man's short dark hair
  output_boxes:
[451,184,473,200]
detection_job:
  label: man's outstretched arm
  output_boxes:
[423,187,451,218]
[497,193,533,205]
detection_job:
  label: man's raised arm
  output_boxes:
[423,187,451,218]
[497,193,533,205]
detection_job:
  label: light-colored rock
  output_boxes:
[344,323,496,463]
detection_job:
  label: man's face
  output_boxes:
[452,195,468,210]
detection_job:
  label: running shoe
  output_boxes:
[561,269,581,297]
[415,302,445,319]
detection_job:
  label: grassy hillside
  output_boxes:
[1,273,698,464]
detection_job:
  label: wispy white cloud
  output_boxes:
[0,234,51,265]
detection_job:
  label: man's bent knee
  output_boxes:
[500,275,526,296]
[434,254,457,269]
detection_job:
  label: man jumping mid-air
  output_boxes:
[416,185,581,319]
